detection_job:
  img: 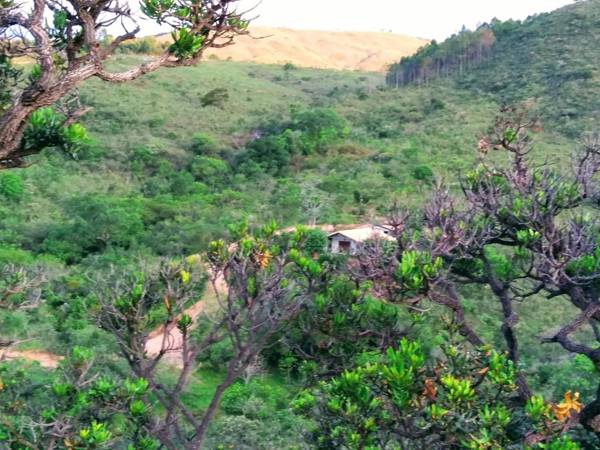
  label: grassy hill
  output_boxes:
[1,3,599,447]
[470,0,599,137]
[153,26,429,72]
[387,0,600,137]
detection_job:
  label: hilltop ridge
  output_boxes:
[155,26,429,72]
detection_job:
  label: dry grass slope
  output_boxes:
[157,26,428,72]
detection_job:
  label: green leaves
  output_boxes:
[53,10,67,30]
[503,127,517,143]
[382,339,424,408]
[22,107,89,157]
[296,337,565,449]
[441,375,475,403]
[177,313,193,333]
[124,378,149,396]
[140,0,175,22]
[566,247,600,277]
[487,350,515,389]
[227,17,250,30]
[63,123,90,154]
[516,228,541,245]
[129,399,147,416]
[525,395,552,422]
[395,250,442,291]
[0,353,156,447]
[79,421,112,445]
[169,28,205,59]
[0,172,25,201]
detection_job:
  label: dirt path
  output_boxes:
[1,349,63,368]
[1,276,225,369]
[145,295,208,365]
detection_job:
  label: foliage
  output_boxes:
[117,36,166,55]
[240,107,348,175]
[412,164,434,182]
[295,338,583,449]
[387,0,600,137]
[200,88,230,108]
[0,172,25,201]
[21,108,90,157]
[303,229,328,255]
[190,132,220,155]
[0,349,157,448]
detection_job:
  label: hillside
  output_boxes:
[387,0,600,137]
[155,26,429,72]
[1,2,600,448]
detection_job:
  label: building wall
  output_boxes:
[329,235,359,254]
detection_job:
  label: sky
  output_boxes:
[233,0,574,40]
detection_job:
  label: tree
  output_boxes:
[300,183,328,227]
[95,222,326,449]
[343,107,600,442]
[0,0,249,168]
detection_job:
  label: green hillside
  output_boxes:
[1,2,599,448]
[388,0,600,137]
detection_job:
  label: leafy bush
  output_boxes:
[41,195,145,263]
[240,108,349,175]
[412,164,434,182]
[189,156,230,187]
[243,134,296,175]
[169,170,196,196]
[200,88,229,108]
[189,132,220,155]
[295,338,582,449]
[196,337,234,371]
[118,36,164,54]
[303,229,328,255]
[0,172,25,201]
[289,107,349,154]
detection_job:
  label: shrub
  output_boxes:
[243,134,294,176]
[118,36,163,54]
[170,171,196,196]
[200,88,229,108]
[196,337,234,371]
[189,156,230,187]
[240,108,349,175]
[41,195,145,262]
[0,172,25,201]
[290,107,349,154]
[412,164,434,182]
[303,229,328,255]
[189,132,219,155]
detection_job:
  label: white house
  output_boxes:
[328,225,395,255]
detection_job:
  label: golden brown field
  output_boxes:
[156,26,428,72]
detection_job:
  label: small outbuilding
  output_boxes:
[328,225,395,255]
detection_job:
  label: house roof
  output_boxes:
[328,226,395,243]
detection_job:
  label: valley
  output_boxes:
[1,0,599,448]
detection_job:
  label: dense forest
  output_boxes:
[386,26,497,87]
[0,0,599,448]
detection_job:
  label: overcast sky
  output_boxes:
[233,0,574,40]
